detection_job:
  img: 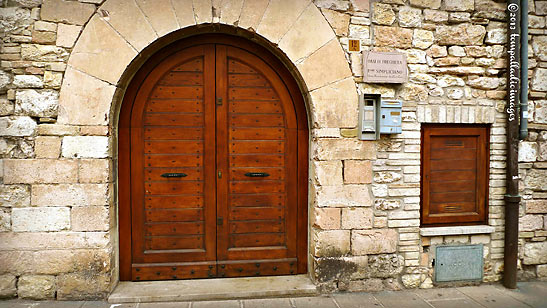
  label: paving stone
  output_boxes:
[333,292,383,307]
[412,288,466,300]
[34,301,85,308]
[192,300,240,308]
[457,285,530,308]
[293,296,338,308]
[243,298,292,308]
[0,300,36,308]
[374,291,431,308]
[427,298,483,308]
[493,282,547,308]
[138,302,189,308]
[81,302,133,308]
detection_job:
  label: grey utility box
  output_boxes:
[358,94,380,141]
[379,100,402,134]
[435,245,484,282]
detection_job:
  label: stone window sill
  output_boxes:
[419,225,495,237]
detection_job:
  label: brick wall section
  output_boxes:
[0,0,545,300]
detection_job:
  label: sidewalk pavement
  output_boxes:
[1,281,545,308]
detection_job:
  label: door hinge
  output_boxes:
[218,170,222,178]
[217,217,223,225]
[216,97,223,106]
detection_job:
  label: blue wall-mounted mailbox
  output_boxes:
[379,100,402,134]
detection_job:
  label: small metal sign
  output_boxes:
[348,39,361,52]
[435,245,483,282]
[362,51,408,83]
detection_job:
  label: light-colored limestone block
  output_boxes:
[100,0,157,51]
[352,229,398,255]
[0,232,109,250]
[344,160,372,184]
[316,185,373,207]
[409,0,440,9]
[219,0,244,25]
[519,142,538,162]
[56,23,82,48]
[12,207,70,232]
[374,26,412,48]
[15,89,58,117]
[372,3,395,26]
[257,0,311,44]
[21,44,69,62]
[341,207,373,229]
[31,183,109,207]
[435,24,486,46]
[71,206,109,231]
[193,0,212,24]
[313,229,350,257]
[40,0,95,25]
[171,0,196,28]
[413,29,434,49]
[297,39,352,91]
[310,77,358,128]
[526,200,547,214]
[398,6,421,28]
[313,207,341,229]
[315,138,375,160]
[520,215,544,231]
[3,159,77,184]
[531,68,547,92]
[17,275,55,299]
[35,136,61,159]
[79,159,110,183]
[62,136,109,158]
[56,272,110,300]
[68,15,137,84]
[523,242,547,264]
[37,124,79,136]
[320,8,350,36]
[0,116,37,137]
[443,0,474,12]
[58,67,116,126]
[237,0,269,30]
[0,185,30,207]
[13,75,43,88]
[314,160,343,186]
[278,4,335,62]
[0,275,16,298]
[136,0,179,36]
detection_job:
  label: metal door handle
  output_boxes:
[161,173,187,178]
[244,172,270,177]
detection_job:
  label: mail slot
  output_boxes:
[379,100,402,134]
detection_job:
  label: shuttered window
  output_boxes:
[421,125,489,226]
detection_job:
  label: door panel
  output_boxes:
[124,41,305,281]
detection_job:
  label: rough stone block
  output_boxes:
[4,159,77,184]
[79,159,110,183]
[17,275,55,299]
[443,0,474,11]
[68,15,137,84]
[20,44,68,62]
[314,229,351,257]
[435,24,486,46]
[313,207,341,230]
[31,184,109,206]
[320,9,350,36]
[13,75,43,88]
[71,206,109,232]
[0,208,10,232]
[351,229,397,255]
[12,207,70,232]
[344,160,372,184]
[398,6,421,28]
[520,215,544,231]
[531,69,547,92]
[314,160,343,186]
[35,136,61,158]
[0,274,16,298]
[413,29,434,49]
[315,138,375,160]
[316,185,372,207]
[519,142,538,162]
[56,272,110,300]
[0,232,109,251]
[62,136,109,158]
[341,207,373,229]
[40,0,95,25]
[410,0,440,9]
[526,200,547,214]
[372,3,395,25]
[374,26,413,48]
[523,242,547,264]
[365,254,404,278]
[0,184,30,207]
[56,23,82,48]
[310,78,358,128]
[0,116,37,136]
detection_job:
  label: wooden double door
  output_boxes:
[119,37,308,281]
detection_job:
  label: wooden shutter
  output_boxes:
[421,125,489,226]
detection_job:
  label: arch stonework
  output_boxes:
[55,0,357,284]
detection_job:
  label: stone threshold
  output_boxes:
[420,225,496,237]
[108,274,317,303]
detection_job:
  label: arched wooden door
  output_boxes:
[119,35,308,281]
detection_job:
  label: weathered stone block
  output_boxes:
[374,26,413,48]
[402,274,423,288]
[31,184,109,206]
[315,256,366,282]
[341,207,373,229]
[372,3,395,25]
[56,272,110,300]
[398,6,421,28]
[79,159,110,183]
[256,0,310,44]
[17,275,55,299]
[37,124,79,136]
[531,69,547,92]
[524,169,547,191]
[365,254,404,278]
[41,0,95,25]
[43,71,62,89]
[0,209,10,232]
[526,200,547,214]
[310,78,358,128]
[313,208,341,230]
[13,75,43,88]
[344,160,372,184]
[3,159,77,184]
[435,24,486,46]
[519,142,538,162]
[351,229,397,255]
[314,160,343,186]
[314,229,351,257]
[315,138,375,160]
[58,68,116,126]
[0,274,16,298]
[520,215,544,231]
[71,206,109,232]
[410,0,440,9]
[523,242,547,264]
[237,0,269,31]
[315,0,351,11]
[536,100,547,124]
[62,136,109,158]
[0,184,30,207]
[56,23,82,48]
[443,0,474,11]
[15,90,58,117]
[135,0,178,36]
[316,185,372,207]
[0,116,37,136]
[12,207,70,232]
[21,44,68,62]
[320,9,350,36]
[0,232,109,250]
[413,29,434,49]
[35,136,61,159]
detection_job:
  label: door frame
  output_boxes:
[118,34,309,281]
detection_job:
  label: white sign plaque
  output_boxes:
[362,51,408,83]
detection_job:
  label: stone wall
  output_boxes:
[0,0,545,300]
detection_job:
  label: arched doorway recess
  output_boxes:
[118,34,309,281]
